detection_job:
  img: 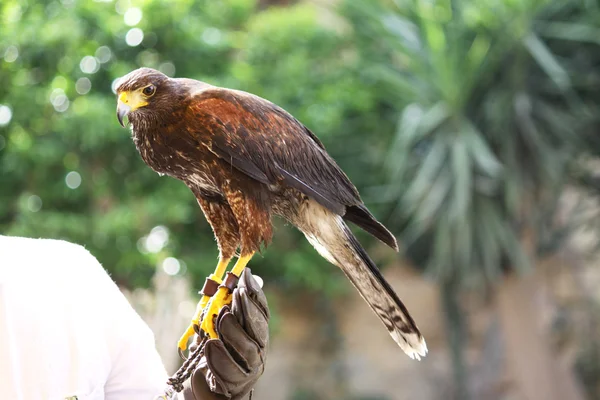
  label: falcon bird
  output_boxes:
[116,68,427,360]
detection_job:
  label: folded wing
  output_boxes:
[190,87,398,250]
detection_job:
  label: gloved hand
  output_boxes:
[181,268,269,400]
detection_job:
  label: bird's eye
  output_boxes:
[142,85,156,97]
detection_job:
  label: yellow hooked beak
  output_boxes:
[116,91,148,127]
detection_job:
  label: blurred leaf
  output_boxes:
[349,0,600,289]
[402,138,448,212]
[537,21,600,44]
[450,134,472,220]
[524,33,571,90]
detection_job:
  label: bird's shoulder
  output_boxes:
[187,86,327,151]
[183,85,361,212]
[190,85,282,118]
[173,77,215,94]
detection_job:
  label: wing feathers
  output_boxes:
[192,88,360,211]
[210,137,271,184]
[278,168,346,215]
[191,87,396,245]
[344,205,399,251]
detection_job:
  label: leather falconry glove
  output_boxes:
[181,268,269,400]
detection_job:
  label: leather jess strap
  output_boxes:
[200,277,219,297]
[222,271,240,292]
[199,272,240,298]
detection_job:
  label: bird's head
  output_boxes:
[115,67,171,127]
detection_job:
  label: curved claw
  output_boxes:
[178,347,187,361]
[177,293,213,355]
[177,324,195,357]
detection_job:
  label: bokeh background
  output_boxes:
[2,0,600,399]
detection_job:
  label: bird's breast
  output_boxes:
[135,126,223,198]
[132,125,209,181]
[132,130,174,174]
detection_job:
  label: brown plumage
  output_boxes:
[116,68,427,359]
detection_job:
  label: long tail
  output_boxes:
[301,201,427,360]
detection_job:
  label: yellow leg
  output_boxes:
[198,257,231,309]
[209,257,231,284]
[230,253,254,277]
[177,257,231,352]
[200,252,255,338]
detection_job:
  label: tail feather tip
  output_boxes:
[392,331,428,361]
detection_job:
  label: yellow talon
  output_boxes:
[177,257,232,352]
[177,293,216,351]
[200,287,232,339]
[177,299,205,351]
[177,325,196,352]
[200,252,255,338]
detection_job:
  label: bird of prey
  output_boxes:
[116,68,427,360]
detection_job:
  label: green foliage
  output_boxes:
[4,1,600,397]
[345,0,600,287]
[3,0,599,295]
[0,0,388,292]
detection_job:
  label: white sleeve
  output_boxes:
[100,268,170,400]
[0,236,169,400]
[102,304,170,400]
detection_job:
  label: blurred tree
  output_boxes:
[3,0,600,397]
[343,0,600,399]
[0,3,402,396]
[0,0,384,296]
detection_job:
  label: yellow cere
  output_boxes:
[118,90,148,111]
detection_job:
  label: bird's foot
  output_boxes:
[177,277,220,356]
[200,272,240,339]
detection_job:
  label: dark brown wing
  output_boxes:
[190,88,359,213]
[189,87,398,250]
